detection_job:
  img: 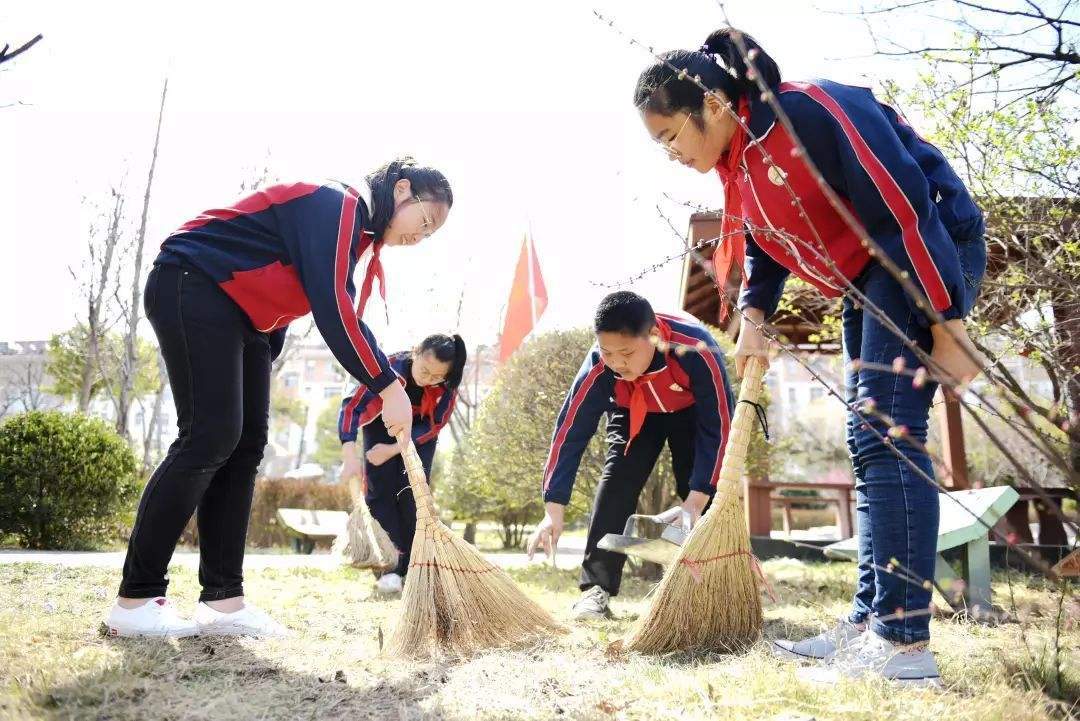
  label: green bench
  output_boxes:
[823,486,1019,614]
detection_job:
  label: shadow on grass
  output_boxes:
[35,634,451,721]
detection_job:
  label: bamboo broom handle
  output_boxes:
[715,356,767,495]
[394,431,439,521]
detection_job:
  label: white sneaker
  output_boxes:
[799,629,943,687]
[374,573,403,595]
[572,586,611,620]
[194,602,290,638]
[771,619,864,662]
[105,597,199,638]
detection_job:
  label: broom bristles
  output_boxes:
[384,433,564,659]
[333,499,399,571]
[624,357,768,654]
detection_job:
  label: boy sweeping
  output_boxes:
[526,291,735,619]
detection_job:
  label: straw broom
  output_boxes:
[623,356,767,654]
[384,432,564,659]
[332,464,399,570]
[333,503,399,571]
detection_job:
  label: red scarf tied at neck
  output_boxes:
[711,97,751,321]
[622,318,674,455]
[418,384,443,424]
[355,231,386,320]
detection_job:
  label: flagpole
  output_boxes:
[526,232,537,327]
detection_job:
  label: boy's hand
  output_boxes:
[681,490,710,529]
[527,502,565,560]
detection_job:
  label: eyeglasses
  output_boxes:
[414,359,447,384]
[414,194,433,237]
[658,113,692,161]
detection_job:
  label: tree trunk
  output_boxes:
[462,522,477,545]
[117,78,167,438]
[141,351,168,474]
[295,403,311,469]
[81,189,124,413]
[1052,294,1080,477]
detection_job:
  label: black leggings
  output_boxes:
[362,422,436,577]
[119,264,271,602]
[580,406,701,596]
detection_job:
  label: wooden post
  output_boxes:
[744,478,773,536]
[937,387,969,489]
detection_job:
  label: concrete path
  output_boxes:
[0,537,588,572]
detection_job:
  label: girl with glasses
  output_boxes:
[338,333,468,594]
[106,157,453,638]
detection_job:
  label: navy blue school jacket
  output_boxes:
[338,351,457,449]
[541,314,735,505]
[734,80,985,324]
[156,181,395,393]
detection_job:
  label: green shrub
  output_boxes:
[0,411,140,549]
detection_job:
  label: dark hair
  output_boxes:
[365,156,454,241]
[594,291,656,337]
[633,28,781,122]
[415,333,468,389]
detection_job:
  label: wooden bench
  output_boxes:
[771,493,848,538]
[824,486,1018,614]
[275,508,348,554]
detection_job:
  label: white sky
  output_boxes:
[0,0,940,352]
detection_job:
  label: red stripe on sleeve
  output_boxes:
[342,388,364,436]
[542,361,605,492]
[671,330,731,487]
[784,82,951,311]
[333,188,385,379]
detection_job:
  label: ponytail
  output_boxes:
[416,333,468,390]
[633,28,781,120]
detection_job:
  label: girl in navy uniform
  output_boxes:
[338,334,466,594]
[527,292,735,620]
[107,158,453,638]
[633,30,986,684]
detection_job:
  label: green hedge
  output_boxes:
[0,411,140,549]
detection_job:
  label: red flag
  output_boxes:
[499,234,548,363]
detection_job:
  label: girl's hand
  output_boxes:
[341,442,366,496]
[734,308,771,378]
[341,442,365,479]
[365,443,398,467]
[379,382,413,438]
[929,320,985,390]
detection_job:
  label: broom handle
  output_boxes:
[394,431,439,521]
[715,356,767,495]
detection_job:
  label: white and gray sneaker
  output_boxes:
[374,573,403,595]
[771,619,865,662]
[572,586,611,620]
[194,602,290,638]
[799,629,943,687]
[105,597,199,638]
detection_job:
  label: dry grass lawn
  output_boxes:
[0,558,1076,720]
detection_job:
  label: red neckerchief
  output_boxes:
[623,318,674,455]
[712,97,751,321]
[418,384,443,424]
[356,231,385,319]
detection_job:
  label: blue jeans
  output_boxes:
[843,239,984,643]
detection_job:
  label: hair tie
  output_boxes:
[698,44,736,77]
